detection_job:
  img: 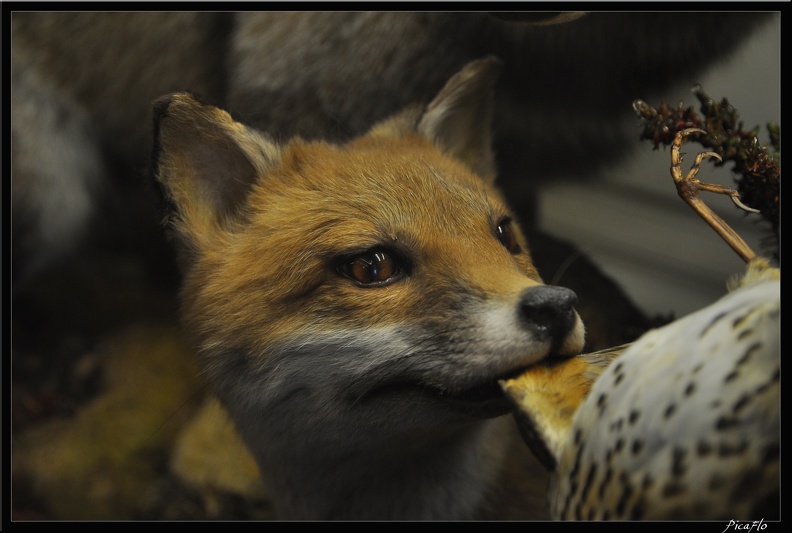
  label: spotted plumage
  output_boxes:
[503,258,779,520]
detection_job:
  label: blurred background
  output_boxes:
[537,15,780,317]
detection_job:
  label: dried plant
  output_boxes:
[633,87,779,256]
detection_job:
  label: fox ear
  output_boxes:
[152,93,281,259]
[417,56,502,181]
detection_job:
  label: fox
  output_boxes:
[152,57,586,520]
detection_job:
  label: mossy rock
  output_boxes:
[12,322,205,519]
[170,395,267,501]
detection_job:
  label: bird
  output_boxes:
[501,129,780,520]
[503,255,779,521]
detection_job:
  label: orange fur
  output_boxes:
[154,58,585,519]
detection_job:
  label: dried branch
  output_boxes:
[670,128,758,263]
[633,86,779,253]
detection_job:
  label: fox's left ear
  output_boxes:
[417,56,502,181]
[368,56,502,182]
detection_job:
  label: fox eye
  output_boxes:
[339,249,401,286]
[496,218,521,254]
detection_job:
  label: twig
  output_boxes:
[633,87,780,253]
[670,128,758,263]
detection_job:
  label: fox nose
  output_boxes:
[518,285,579,355]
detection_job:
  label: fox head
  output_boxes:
[152,57,585,516]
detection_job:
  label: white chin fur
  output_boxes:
[248,299,583,405]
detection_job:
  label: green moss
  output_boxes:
[13,323,205,519]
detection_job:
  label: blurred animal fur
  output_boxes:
[11,12,773,289]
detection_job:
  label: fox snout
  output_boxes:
[518,286,580,356]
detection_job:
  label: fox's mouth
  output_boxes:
[356,365,533,418]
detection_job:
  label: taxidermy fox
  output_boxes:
[153,57,585,520]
